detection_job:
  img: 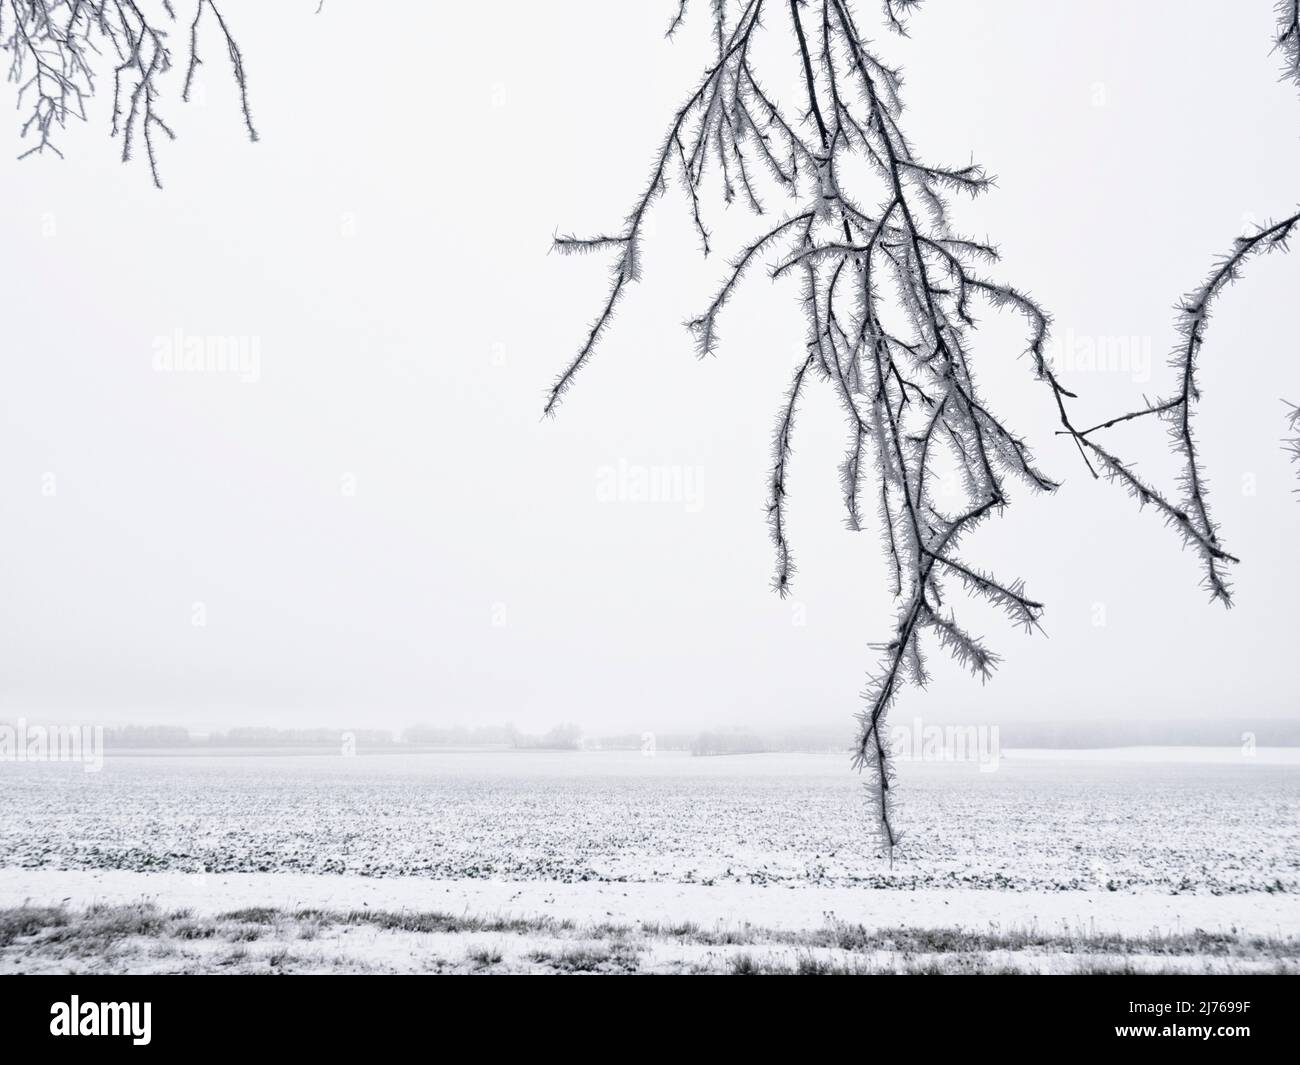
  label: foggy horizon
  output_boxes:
[3,711,1295,749]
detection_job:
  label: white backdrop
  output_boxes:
[1,1,1297,734]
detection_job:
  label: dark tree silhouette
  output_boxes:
[547,0,1088,848]
[2,0,255,187]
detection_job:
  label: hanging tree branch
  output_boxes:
[2,0,256,187]
[547,0,1088,850]
[1276,0,1300,88]
[1286,401,1300,493]
[1069,3,1300,605]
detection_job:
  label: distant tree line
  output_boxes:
[45,718,1300,752]
[97,726,400,749]
[90,722,589,750]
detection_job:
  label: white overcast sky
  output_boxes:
[1,1,1298,734]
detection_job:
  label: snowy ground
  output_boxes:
[1,748,1296,973]
[3,895,1294,974]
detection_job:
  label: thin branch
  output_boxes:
[3,0,257,186]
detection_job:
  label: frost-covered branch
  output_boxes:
[1079,214,1299,603]
[548,0,1081,851]
[1286,401,1300,493]
[1071,6,1300,604]
[881,0,922,37]
[1276,0,1300,89]
[1,0,256,187]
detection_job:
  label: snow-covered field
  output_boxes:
[1,748,1297,973]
